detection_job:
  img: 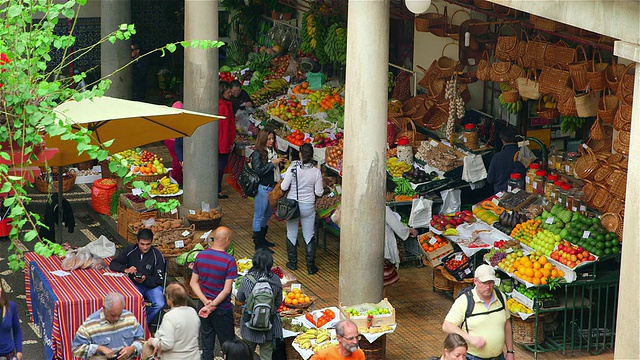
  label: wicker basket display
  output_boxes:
[502,89,520,104]
[598,89,619,124]
[592,184,612,213]
[605,198,625,215]
[581,181,597,205]
[574,146,599,180]
[511,314,546,345]
[613,104,632,131]
[600,213,621,232]
[569,46,589,91]
[530,14,565,32]
[587,51,608,91]
[617,63,635,105]
[415,4,444,33]
[536,98,559,120]
[607,169,627,200]
[539,65,570,99]
[544,40,576,70]
[434,266,454,292]
[593,165,613,183]
[186,214,223,231]
[35,169,77,193]
[605,60,626,94]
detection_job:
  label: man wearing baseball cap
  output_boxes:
[442,264,515,360]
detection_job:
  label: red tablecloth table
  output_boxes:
[24,252,148,360]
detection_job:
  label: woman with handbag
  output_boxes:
[280,143,324,274]
[251,129,285,252]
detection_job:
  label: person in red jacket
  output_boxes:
[218,81,236,199]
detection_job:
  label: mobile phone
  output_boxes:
[134,274,143,279]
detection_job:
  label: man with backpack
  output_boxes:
[442,265,515,360]
[236,249,283,360]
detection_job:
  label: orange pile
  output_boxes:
[318,93,344,111]
[292,81,313,94]
[510,219,542,245]
[284,287,312,306]
[286,130,310,146]
[506,254,565,286]
[419,233,449,253]
[133,164,158,175]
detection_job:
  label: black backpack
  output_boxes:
[457,285,506,332]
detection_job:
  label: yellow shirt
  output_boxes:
[444,289,510,358]
[310,345,365,360]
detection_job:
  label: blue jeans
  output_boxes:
[253,184,273,232]
[467,353,505,360]
[135,284,165,325]
[199,303,235,360]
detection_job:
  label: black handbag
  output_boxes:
[239,162,259,197]
[276,167,300,220]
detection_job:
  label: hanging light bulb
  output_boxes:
[405,0,432,14]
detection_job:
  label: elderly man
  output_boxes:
[442,264,514,360]
[310,320,365,360]
[72,292,145,359]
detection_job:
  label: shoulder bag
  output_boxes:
[276,167,300,220]
[239,161,259,197]
[268,179,286,208]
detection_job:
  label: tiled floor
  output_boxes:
[148,142,615,360]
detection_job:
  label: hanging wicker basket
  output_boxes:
[581,180,597,204]
[35,169,77,193]
[617,63,635,105]
[415,4,445,32]
[587,51,607,91]
[569,46,589,91]
[539,65,570,99]
[574,146,599,180]
[607,169,627,200]
[598,89,619,124]
[600,213,621,232]
[605,59,626,94]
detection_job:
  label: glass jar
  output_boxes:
[558,184,572,208]
[544,174,558,200]
[463,123,478,150]
[564,152,579,176]
[533,170,546,196]
[553,181,565,204]
[553,150,566,171]
[525,163,541,193]
[574,189,587,212]
[567,187,580,212]
[507,173,524,193]
[396,137,414,165]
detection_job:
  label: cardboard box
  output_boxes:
[71,166,102,184]
[419,240,454,267]
[511,289,535,310]
[339,298,396,329]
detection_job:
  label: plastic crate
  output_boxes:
[441,251,474,281]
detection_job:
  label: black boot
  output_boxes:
[262,226,276,247]
[253,231,274,254]
[286,239,297,270]
[305,239,318,274]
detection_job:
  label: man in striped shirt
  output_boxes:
[72,292,145,359]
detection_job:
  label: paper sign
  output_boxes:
[455,254,463,261]
[572,206,577,212]
[492,198,500,206]
[496,191,505,198]
[546,217,554,225]
[132,188,144,196]
[243,80,250,86]
[181,230,191,237]
[506,248,513,253]
[284,76,291,82]
[174,240,184,248]
[263,80,269,84]
[171,208,178,214]
[240,68,249,75]
[533,182,538,189]
[50,270,71,277]
[200,230,213,239]
[429,237,438,245]
[301,99,310,106]
[189,210,196,215]
[290,284,301,292]
[464,268,472,275]
[517,140,530,147]
[582,230,590,239]
[512,188,521,193]
[430,140,439,147]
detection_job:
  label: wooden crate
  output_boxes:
[339,298,396,329]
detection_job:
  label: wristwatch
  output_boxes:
[507,350,515,354]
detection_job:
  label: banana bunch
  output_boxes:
[294,328,333,350]
[386,157,412,177]
[300,14,313,53]
[149,176,179,195]
[498,94,522,114]
[305,15,317,49]
[311,16,329,64]
[324,24,347,65]
[443,228,459,236]
[312,341,336,353]
[249,78,289,106]
[542,95,557,109]
[388,72,395,94]
[560,115,585,133]
[499,82,513,91]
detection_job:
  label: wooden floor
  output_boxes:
[147,142,615,360]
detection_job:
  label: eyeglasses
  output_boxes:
[341,335,362,341]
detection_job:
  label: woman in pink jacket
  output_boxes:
[218,81,236,199]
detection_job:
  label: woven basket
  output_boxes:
[606,153,624,166]
[581,181,597,204]
[512,314,546,345]
[575,90,600,118]
[600,213,621,232]
[557,86,578,117]
[592,184,612,213]
[390,116,417,145]
[574,146,599,180]
[613,103,632,131]
[491,61,523,83]
[186,215,223,231]
[544,40,576,70]
[605,60,626,94]
[35,169,77,193]
[473,0,492,9]
[401,96,419,117]
[493,3,516,17]
[569,46,589,91]
[524,35,548,70]
[424,105,449,131]
[613,132,630,156]
[477,51,491,81]
[415,4,444,32]
[434,266,454,292]
[539,65,570,98]
[536,97,559,120]
[615,221,624,241]
[593,165,613,183]
[496,24,519,62]
[502,89,520,104]
[606,197,625,215]
[617,63,635,105]
[598,89,619,124]
[428,78,447,101]
[445,10,470,40]
[530,14,565,32]
[587,51,608,91]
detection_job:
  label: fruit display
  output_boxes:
[149,176,180,195]
[186,209,222,221]
[538,204,573,235]
[472,206,500,225]
[494,210,527,234]
[560,115,586,133]
[402,167,438,184]
[479,200,506,215]
[112,149,168,176]
[386,157,412,177]
[293,327,336,352]
[503,252,565,286]
[267,54,291,80]
[431,210,476,231]
[555,212,620,257]
[236,258,252,274]
[344,306,391,317]
[324,24,347,65]
[498,92,523,115]
[250,78,289,107]
[541,95,558,109]
[312,132,342,148]
[507,297,533,314]
[510,219,542,245]
[418,233,450,253]
[218,71,236,82]
[305,308,336,328]
[496,248,525,273]
[128,218,187,236]
[444,253,469,272]
[528,229,561,256]
[325,104,345,129]
[514,283,557,308]
[292,81,313,94]
[325,139,343,170]
[391,177,415,197]
[305,87,344,113]
[550,241,597,269]
[497,190,533,209]
[267,96,306,120]
[284,287,312,307]
[286,130,309,146]
[288,116,332,133]
[496,278,514,293]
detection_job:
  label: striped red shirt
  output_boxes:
[192,249,238,310]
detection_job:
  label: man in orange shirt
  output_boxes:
[311,320,365,360]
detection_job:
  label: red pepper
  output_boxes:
[305,313,316,326]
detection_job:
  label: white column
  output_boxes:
[100,0,131,98]
[339,0,390,306]
[182,0,219,212]
[613,40,640,359]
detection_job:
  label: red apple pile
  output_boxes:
[430,210,475,232]
[313,132,343,148]
[550,241,596,269]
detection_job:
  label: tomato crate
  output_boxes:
[441,251,474,281]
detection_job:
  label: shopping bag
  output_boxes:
[83,235,116,258]
[306,72,326,90]
[408,197,433,228]
[239,163,259,197]
[268,180,287,208]
[517,140,537,168]
[440,189,461,214]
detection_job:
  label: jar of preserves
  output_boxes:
[564,152,579,176]
[463,123,478,150]
[574,189,587,212]
[396,137,414,165]
[545,174,559,200]
[553,181,565,204]
[553,150,566,171]
[525,163,541,193]
[507,173,524,193]
[558,184,572,208]
[533,170,546,196]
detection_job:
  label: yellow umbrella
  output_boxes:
[44,96,223,166]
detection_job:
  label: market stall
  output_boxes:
[24,252,149,360]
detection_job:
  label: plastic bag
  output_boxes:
[62,248,93,271]
[330,205,342,228]
[517,140,537,168]
[141,217,157,228]
[83,235,116,258]
[91,257,108,270]
[61,250,78,271]
[284,57,298,78]
[408,197,433,228]
[307,72,326,90]
[440,189,461,214]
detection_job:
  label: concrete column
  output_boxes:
[613,41,640,360]
[182,0,219,213]
[339,0,390,306]
[100,0,131,98]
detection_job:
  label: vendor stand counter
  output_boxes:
[24,252,148,360]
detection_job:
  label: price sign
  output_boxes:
[455,254,463,262]
[200,230,213,239]
[181,230,191,237]
[243,80,250,86]
[132,188,144,196]
[430,140,439,147]
[174,240,184,249]
[283,76,291,82]
[263,80,269,84]
[512,188,521,193]
[290,284,302,292]
[532,182,538,189]
[506,247,513,253]
[171,208,178,214]
[546,217,554,225]
[189,209,196,215]
[582,230,590,239]
[572,206,578,212]
[429,237,438,245]
[240,68,249,75]
[492,198,500,206]
[301,99,310,106]
[464,268,472,275]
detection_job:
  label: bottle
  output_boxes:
[564,152,579,176]
[507,173,524,193]
[525,163,541,193]
[545,174,559,200]
[463,123,478,150]
[533,170,546,196]
[553,181,565,204]
[559,184,572,208]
